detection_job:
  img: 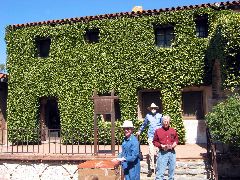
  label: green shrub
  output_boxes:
[206,93,240,147]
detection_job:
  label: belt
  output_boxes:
[159,149,174,152]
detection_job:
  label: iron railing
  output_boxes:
[206,127,218,180]
[0,128,123,155]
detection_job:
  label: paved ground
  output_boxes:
[140,143,207,159]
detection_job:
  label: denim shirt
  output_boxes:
[119,134,140,180]
[139,113,163,140]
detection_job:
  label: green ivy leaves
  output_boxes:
[206,94,240,147]
[5,7,240,145]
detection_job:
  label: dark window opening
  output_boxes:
[182,91,204,119]
[154,25,174,47]
[140,91,163,118]
[195,14,208,38]
[226,53,240,77]
[36,38,51,58]
[85,29,100,43]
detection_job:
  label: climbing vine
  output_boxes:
[5,7,240,144]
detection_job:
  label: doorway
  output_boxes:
[138,90,163,119]
[39,96,60,140]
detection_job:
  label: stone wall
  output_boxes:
[0,161,81,180]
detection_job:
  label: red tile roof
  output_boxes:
[9,1,240,29]
[0,73,7,79]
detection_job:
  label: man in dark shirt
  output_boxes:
[153,115,179,180]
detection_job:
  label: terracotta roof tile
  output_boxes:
[9,0,240,29]
[0,73,8,79]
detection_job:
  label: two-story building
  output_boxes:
[4,1,240,144]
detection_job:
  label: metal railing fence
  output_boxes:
[0,127,123,155]
[206,127,218,180]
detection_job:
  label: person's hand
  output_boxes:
[111,158,121,167]
[172,142,177,148]
[167,144,172,150]
[161,144,168,151]
[136,131,140,136]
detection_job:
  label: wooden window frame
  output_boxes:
[195,14,208,38]
[154,24,175,48]
[181,86,211,120]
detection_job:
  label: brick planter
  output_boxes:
[78,160,121,180]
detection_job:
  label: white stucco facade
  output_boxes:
[183,120,207,144]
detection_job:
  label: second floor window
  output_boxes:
[36,38,51,58]
[85,29,100,43]
[226,53,240,77]
[195,14,208,38]
[154,25,174,48]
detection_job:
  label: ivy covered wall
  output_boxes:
[5,7,240,144]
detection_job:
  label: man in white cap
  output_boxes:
[112,120,140,180]
[136,103,163,176]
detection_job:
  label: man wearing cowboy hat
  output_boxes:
[112,120,140,180]
[136,103,163,175]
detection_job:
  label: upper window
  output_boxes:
[182,91,204,120]
[85,29,100,43]
[195,14,208,38]
[154,24,175,48]
[226,53,240,77]
[36,38,51,58]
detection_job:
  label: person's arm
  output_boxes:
[153,129,168,150]
[115,137,139,163]
[159,114,163,126]
[124,137,140,162]
[152,129,161,148]
[136,115,149,135]
[172,129,179,149]
[168,129,178,150]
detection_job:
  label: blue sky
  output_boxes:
[0,0,230,65]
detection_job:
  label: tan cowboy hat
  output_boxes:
[121,120,134,128]
[147,103,159,110]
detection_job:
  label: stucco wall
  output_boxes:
[183,120,207,144]
[0,161,79,180]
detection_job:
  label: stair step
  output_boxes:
[140,174,208,180]
[140,159,209,179]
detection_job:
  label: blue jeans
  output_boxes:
[155,150,176,180]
